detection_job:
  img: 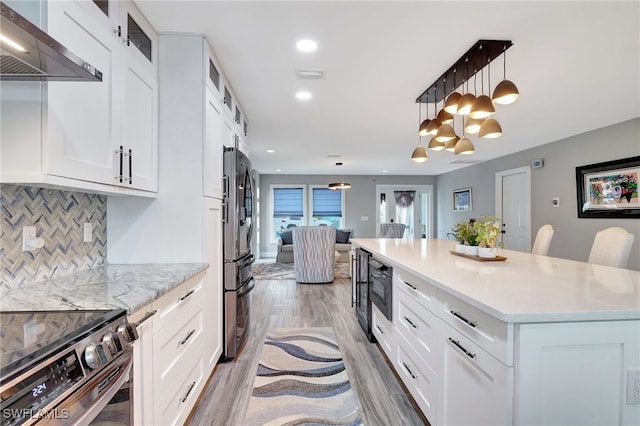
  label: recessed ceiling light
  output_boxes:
[382,170,388,173]
[266,149,275,153]
[296,91,312,100]
[296,39,317,52]
[275,169,282,172]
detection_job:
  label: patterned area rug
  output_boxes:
[244,327,363,426]
[252,262,350,280]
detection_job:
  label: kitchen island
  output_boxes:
[352,238,640,426]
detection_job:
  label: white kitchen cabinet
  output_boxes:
[437,321,513,426]
[128,304,156,426]
[371,304,395,358]
[0,0,158,195]
[204,197,224,370]
[204,87,224,199]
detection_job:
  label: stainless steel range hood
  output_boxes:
[0,2,102,81]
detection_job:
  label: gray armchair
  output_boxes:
[292,226,336,283]
[380,222,406,238]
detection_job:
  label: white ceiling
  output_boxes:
[136,0,640,176]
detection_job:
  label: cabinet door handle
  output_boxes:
[404,281,417,291]
[128,149,132,184]
[180,381,196,403]
[222,175,229,197]
[179,329,196,346]
[403,316,418,329]
[376,325,384,335]
[116,25,122,37]
[179,289,195,302]
[448,337,476,359]
[450,310,478,328]
[402,362,417,380]
[115,146,124,183]
[134,310,157,327]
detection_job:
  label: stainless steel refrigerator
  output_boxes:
[222,145,256,359]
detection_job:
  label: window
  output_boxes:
[127,15,152,62]
[272,186,305,240]
[209,60,220,90]
[311,187,343,227]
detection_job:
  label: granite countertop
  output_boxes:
[0,263,208,314]
[352,238,640,323]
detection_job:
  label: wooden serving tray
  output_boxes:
[449,250,507,262]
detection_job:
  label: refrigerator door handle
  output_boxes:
[237,277,256,297]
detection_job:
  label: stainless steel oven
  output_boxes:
[369,258,393,321]
[0,309,138,426]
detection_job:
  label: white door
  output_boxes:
[204,198,223,370]
[204,88,223,199]
[495,167,531,251]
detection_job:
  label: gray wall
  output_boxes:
[258,175,436,255]
[437,118,640,270]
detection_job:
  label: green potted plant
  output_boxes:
[454,219,479,255]
[474,216,501,258]
[451,221,467,253]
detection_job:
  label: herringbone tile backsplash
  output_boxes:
[1,185,107,291]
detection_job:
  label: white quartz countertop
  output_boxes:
[0,263,208,315]
[352,238,640,323]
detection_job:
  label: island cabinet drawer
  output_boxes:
[394,267,438,314]
[396,287,438,370]
[437,321,513,426]
[395,333,437,423]
[438,291,512,365]
[154,356,205,426]
[372,304,395,358]
[153,274,205,334]
[152,304,205,393]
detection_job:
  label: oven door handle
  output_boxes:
[56,352,133,425]
[237,277,255,297]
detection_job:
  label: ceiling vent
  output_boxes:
[449,159,481,164]
[296,69,325,79]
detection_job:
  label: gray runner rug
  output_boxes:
[244,327,363,426]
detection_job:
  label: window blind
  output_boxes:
[273,188,304,217]
[312,188,342,217]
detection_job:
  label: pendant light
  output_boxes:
[436,78,454,124]
[469,62,495,119]
[444,134,459,152]
[418,102,430,136]
[456,59,476,115]
[411,103,429,163]
[492,45,519,105]
[455,117,475,155]
[478,117,502,138]
[328,162,351,189]
[444,70,462,114]
[464,117,484,134]
[428,136,445,151]
[425,92,441,135]
[435,122,456,142]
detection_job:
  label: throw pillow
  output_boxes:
[280,230,293,245]
[336,229,351,244]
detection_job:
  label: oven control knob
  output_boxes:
[117,323,139,345]
[102,332,122,356]
[84,343,112,369]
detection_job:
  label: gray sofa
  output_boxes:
[276,228,352,263]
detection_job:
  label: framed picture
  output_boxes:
[576,156,640,218]
[453,187,472,212]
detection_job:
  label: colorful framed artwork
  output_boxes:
[453,187,472,212]
[576,156,640,218]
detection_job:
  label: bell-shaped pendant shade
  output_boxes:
[428,136,445,151]
[434,123,456,142]
[411,144,429,163]
[443,92,462,114]
[328,182,352,190]
[469,95,496,119]
[456,93,476,115]
[454,137,475,155]
[418,119,431,136]
[436,108,454,125]
[425,117,442,135]
[492,79,519,105]
[464,117,484,134]
[444,135,459,152]
[478,118,503,138]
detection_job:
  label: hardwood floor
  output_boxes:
[187,275,428,426]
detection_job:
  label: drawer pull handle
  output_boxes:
[179,329,196,346]
[402,362,417,380]
[448,337,476,359]
[404,281,417,290]
[134,310,157,327]
[180,381,196,403]
[403,316,418,329]
[450,310,478,328]
[376,325,384,335]
[179,289,196,302]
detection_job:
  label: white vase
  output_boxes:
[455,244,465,253]
[478,247,497,258]
[464,245,478,256]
